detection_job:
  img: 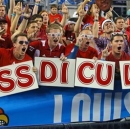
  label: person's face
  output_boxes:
[116,19,124,30]
[90,4,100,16]
[41,12,49,24]
[0,6,5,17]
[68,23,75,31]
[13,36,29,56]
[34,18,43,28]
[103,21,114,33]
[47,29,61,47]
[0,22,7,31]
[84,25,92,32]
[79,30,93,50]
[95,0,112,11]
[51,7,58,14]
[27,23,38,34]
[111,36,124,55]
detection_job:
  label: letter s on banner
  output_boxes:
[96,63,114,86]
[40,60,58,83]
[77,61,94,84]
[15,65,34,88]
[0,69,15,92]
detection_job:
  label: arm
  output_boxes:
[93,11,100,38]
[74,3,86,37]
[60,4,68,27]
[17,5,32,33]
[8,0,15,20]
[10,2,22,34]
[32,0,41,15]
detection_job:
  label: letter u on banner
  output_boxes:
[75,58,115,90]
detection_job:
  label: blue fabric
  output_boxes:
[67,45,79,59]
[1,80,130,127]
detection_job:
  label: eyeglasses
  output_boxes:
[80,34,94,39]
[48,33,62,37]
[18,41,29,45]
[111,32,123,36]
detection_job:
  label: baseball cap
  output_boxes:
[101,19,113,30]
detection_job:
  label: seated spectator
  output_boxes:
[27,23,66,61]
[65,29,98,59]
[99,32,130,79]
[49,4,62,23]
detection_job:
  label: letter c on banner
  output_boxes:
[0,69,15,92]
[40,60,58,83]
[77,62,94,84]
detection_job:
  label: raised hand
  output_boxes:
[23,4,32,18]
[14,2,22,15]
[62,3,68,14]
[77,0,91,14]
[78,4,86,18]
[101,44,111,59]
[0,28,5,41]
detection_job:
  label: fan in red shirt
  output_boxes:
[0,33,32,67]
[0,17,13,48]
[65,29,98,59]
[99,32,130,79]
[49,4,62,23]
[27,23,66,61]
[83,4,105,31]
[0,5,11,36]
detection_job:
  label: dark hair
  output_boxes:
[27,20,38,28]
[87,3,101,16]
[114,16,124,23]
[30,14,43,21]
[110,33,124,42]
[46,23,62,33]
[50,4,58,9]
[13,33,28,43]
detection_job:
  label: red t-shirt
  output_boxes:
[65,43,98,59]
[36,24,48,40]
[64,25,76,44]
[5,15,11,36]
[83,14,105,25]
[27,40,65,59]
[0,34,13,48]
[0,48,32,67]
[49,13,62,23]
[98,51,130,69]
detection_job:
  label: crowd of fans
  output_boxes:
[0,0,130,79]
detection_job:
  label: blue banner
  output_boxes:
[0,80,130,127]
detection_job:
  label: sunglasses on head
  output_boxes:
[48,33,62,37]
[80,34,94,39]
[111,32,123,36]
[18,41,29,45]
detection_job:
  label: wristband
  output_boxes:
[11,13,16,17]
[35,3,40,6]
